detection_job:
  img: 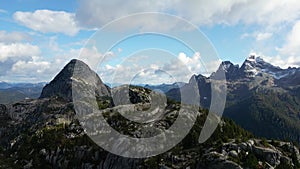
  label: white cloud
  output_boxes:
[0,40,114,82]
[13,10,80,36]
[178,52,201,73]
[216,0,300,26]
[257,20,300,68]
[0,43,40,62]
[0,55,54,82]
[241,32,273,41]
[261,55,300,69]
[76,0,169,28]
[48,36,60,52]
[0,9,7,13]
[79,47,115,70]
[98,63,176,85]
[4,47,85,82]
[117,48,122,53]
[76,0,300,29]
[255,33,273,41]
[0,31,30,43]
[36,46,116,80]
[96,52,220,84]
[73,0,300,70]
[11,56,50,74]
[178,52,219,74]
[3,0,300,82]
[278,20,300,57]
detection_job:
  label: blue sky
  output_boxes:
[0,0,300,84]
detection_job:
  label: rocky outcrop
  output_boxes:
[252,145,281,166]
[198,159,242,169]
[200,139,300,168]
[0,104,11,145]
[40,59,110,102]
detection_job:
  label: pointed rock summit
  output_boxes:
[213,54,300,80]
[40,59,110,102]
[213,61,239,80]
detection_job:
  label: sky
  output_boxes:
[1,0,300,84]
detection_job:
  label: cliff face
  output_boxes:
[40,59,110,102]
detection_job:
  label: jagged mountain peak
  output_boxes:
[211,54,300,81]
[242,55,279,70]
[189,74,209,83]
[244,53,264,63]
[40,59,110,101]
[245,53,257,62]
[240,55,299,79]
[220,61,239,73]
[212,60,239,80]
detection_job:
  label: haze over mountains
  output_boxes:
[0,82,45,104]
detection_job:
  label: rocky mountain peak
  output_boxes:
[221,61,238,70]
[246,53,257,62]
[209,60,240,81]
[239,55,300,79]
[209,54,300,82]
[40,59,110,102]
[239,55,261,78]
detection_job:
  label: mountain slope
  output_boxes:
[144,82,186,93]
[0,85,44,104]
[167,55,300,144]
[222,56,300,143]
[225,87,300,142]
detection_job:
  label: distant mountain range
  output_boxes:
[0,82,45,104]
[144,82,186,93]
[0,81,46,89]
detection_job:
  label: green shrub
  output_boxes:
[243,153,258,169]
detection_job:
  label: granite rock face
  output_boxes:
[40,59,110,102]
